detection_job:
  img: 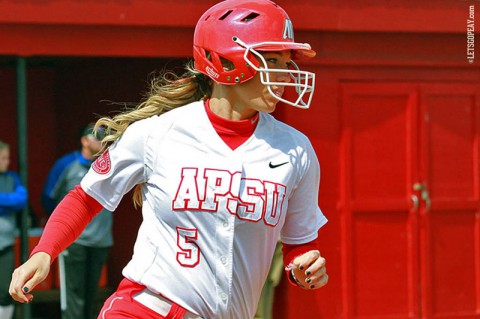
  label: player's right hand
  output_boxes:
[291,250,328,290]
[9,252,52,303]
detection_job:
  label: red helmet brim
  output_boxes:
[255,43,316,59]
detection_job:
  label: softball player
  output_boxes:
[10,1,329,318]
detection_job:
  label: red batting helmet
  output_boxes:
[193,0,316,109]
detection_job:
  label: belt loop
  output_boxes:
[167,303,187,319]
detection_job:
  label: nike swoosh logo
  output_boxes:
[269,161,289,169]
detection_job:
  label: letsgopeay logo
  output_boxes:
[467,4,475,64]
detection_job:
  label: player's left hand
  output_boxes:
[290,250,328,290]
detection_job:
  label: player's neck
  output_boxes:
[204,99,258,150]
[208,96,257,121]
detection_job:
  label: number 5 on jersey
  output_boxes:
[176,226,200,267]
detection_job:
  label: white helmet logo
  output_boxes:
[206,66,220,79]
[283,19,294,40]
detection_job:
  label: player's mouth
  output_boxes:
[270,87,284,98]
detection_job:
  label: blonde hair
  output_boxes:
[94,62,211,208]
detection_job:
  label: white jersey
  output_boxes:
[81,100,327,319]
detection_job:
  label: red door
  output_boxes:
[418,83,480,319]
[340,82,480,319]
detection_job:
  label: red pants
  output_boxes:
[97,278,187,319]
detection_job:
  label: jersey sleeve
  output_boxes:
[280,140,327,245]
[81,117,157,211]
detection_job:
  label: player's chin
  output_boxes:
[260,96,279,113]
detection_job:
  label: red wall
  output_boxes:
[0,0,469,57]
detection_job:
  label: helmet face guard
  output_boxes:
[233,37,315,109]
[193,0,317,109]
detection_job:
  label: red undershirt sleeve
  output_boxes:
[282,237,320,286]
[31,185,103,263]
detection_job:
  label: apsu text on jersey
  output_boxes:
[172,167,287,226]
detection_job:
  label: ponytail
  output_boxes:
[94,61,211,207]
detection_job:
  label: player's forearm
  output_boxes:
[31,185,103,262]
[282,237,319,266]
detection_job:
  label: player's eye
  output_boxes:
[266,58,278,65]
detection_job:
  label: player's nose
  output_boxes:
[275,71,292,83]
